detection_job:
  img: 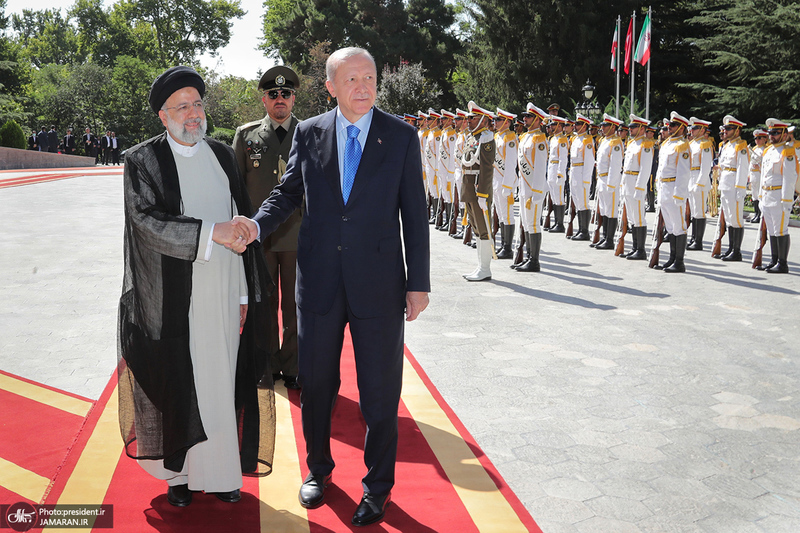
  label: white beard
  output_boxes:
[165,114,207,145]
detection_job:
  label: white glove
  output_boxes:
[478,197,488,211]
[634,188,646,201]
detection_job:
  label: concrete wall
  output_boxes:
[0,147,95,171]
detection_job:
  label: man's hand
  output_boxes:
[213,220,249,253]
[240,304,248,329]
[405,291,429,322]
[233,216,259,244]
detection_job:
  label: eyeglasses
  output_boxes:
[164,100,204,114]
[266,89,294,100]
[723,125,737,131]
[768,130,783,136]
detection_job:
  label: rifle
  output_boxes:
[544,193,553,229]
[685,198,692,229]
[591,201,604,245]
[752,217,768,269]
[513,221,527,265]
[709,167,720,217]
[565,198,576,238]
[448,187,460,235]
[711,208,726,258]
[648,208,665,268]
[435,198,445,228]
[615,204,628,256]
[491,207,499,247]
[462,223,472,245]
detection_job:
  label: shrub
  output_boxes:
[0,120,26,149]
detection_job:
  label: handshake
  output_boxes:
[212,215,259,254]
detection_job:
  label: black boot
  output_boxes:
[597,218,617,250]
[429,198,438,224]
[572,210,591,241]
[665,234,687,272]
[766,235,790,273]
[511,231,529,269]
[654,234,675,270]
[551,205,565,233]
[627,226,648,260]
[687,219,696,248]
[623,224,638,258]
[720,227,735,259]
[758,236,779,271]
[722,227,743,262]
[687,218,706,250]
[517,232,541,272]
[497,224,514,259]
[591,216,606,248]
[439,203,452,231]
[750,200,761,223]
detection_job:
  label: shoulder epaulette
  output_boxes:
[642,139,656,149]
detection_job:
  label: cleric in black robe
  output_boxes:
[117,66,275,507]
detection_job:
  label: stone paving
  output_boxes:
[1,169,799,532]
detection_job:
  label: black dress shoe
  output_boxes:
[167,484,192,507]
[283,375,300,390]
[299,473,332,509]
[352,492,391,527]
[214,489,241,503]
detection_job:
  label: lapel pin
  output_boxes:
[378,138,382,144]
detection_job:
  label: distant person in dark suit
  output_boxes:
[101,130,113,164]
[63,128,76,154]
[28,131,37,150]
[47,125,59,153]
[37,127,49,152]
[83,128,97,159]
[111,132,120,164]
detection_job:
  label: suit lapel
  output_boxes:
[313,110,342,204]
[347,109,389,206]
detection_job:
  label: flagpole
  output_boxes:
[645,6,652,120]
[630,10,636,117]
[616,16,621,118]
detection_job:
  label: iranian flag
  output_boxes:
[611,25,619,71]
[634,13,651,66]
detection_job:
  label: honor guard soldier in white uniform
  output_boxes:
[686,117,714,250]
[493,108,518,258]
[513,103,549,271]
[451,109,469,238]
[569,113,596,240]
[653,112,692,272]
[233,65,302,388]
[715,115,750,261]
[461,102,496,281]
[593,113,624,250]
[620,114,655,260]
[438,110,458,231]
[758,119,798,273]
[749,129,769,224]
[417,111,429,194]
[425,109,443,224]
[546,115,570,232]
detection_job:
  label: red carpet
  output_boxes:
[0,167,123,189]
[1,335,541,532]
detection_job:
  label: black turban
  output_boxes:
[148,66,205,114]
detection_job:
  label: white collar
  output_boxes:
[166,131,203,158]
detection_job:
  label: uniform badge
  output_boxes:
[560,143,566,148]
[741,149,746,154]
[509,141,515,147]
[538,143,545,151]
[704,148,710,152]
[450,136,455,141]
[789,156,795,161]
[682,152,689,159]
[614,146,620,151]
[253,160,260,168]
[484,144,492,151]
[276,75,285,86]
[644,147,651,152]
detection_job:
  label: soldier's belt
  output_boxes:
[572,163,584,167]
[661,177,676,182]
[690,166,700,171]
[624,171,638,175]
[463,170,480,175]
[550,160,560,164]
[598,172,608,177]
[723,167,737,172]
[764,185,782,191]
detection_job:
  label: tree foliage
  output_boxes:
[0,118,25,148]
[375,61,442,115]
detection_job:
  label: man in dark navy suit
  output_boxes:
[240,47,430,526]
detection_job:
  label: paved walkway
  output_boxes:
[1,168,798,532]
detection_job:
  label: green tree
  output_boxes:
[114,0,245,68]
[204,72,265,130]
[11,8,83,67]
[376,61,442,115]
[0,0,31,124]
[109,55,162,144]
[0,118,25,148]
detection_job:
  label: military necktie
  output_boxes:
[342,125,361,204]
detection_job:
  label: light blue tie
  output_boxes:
[342,125,361,204]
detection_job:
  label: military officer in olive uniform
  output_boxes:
[233,65,302,389]
[461,102,496,281]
